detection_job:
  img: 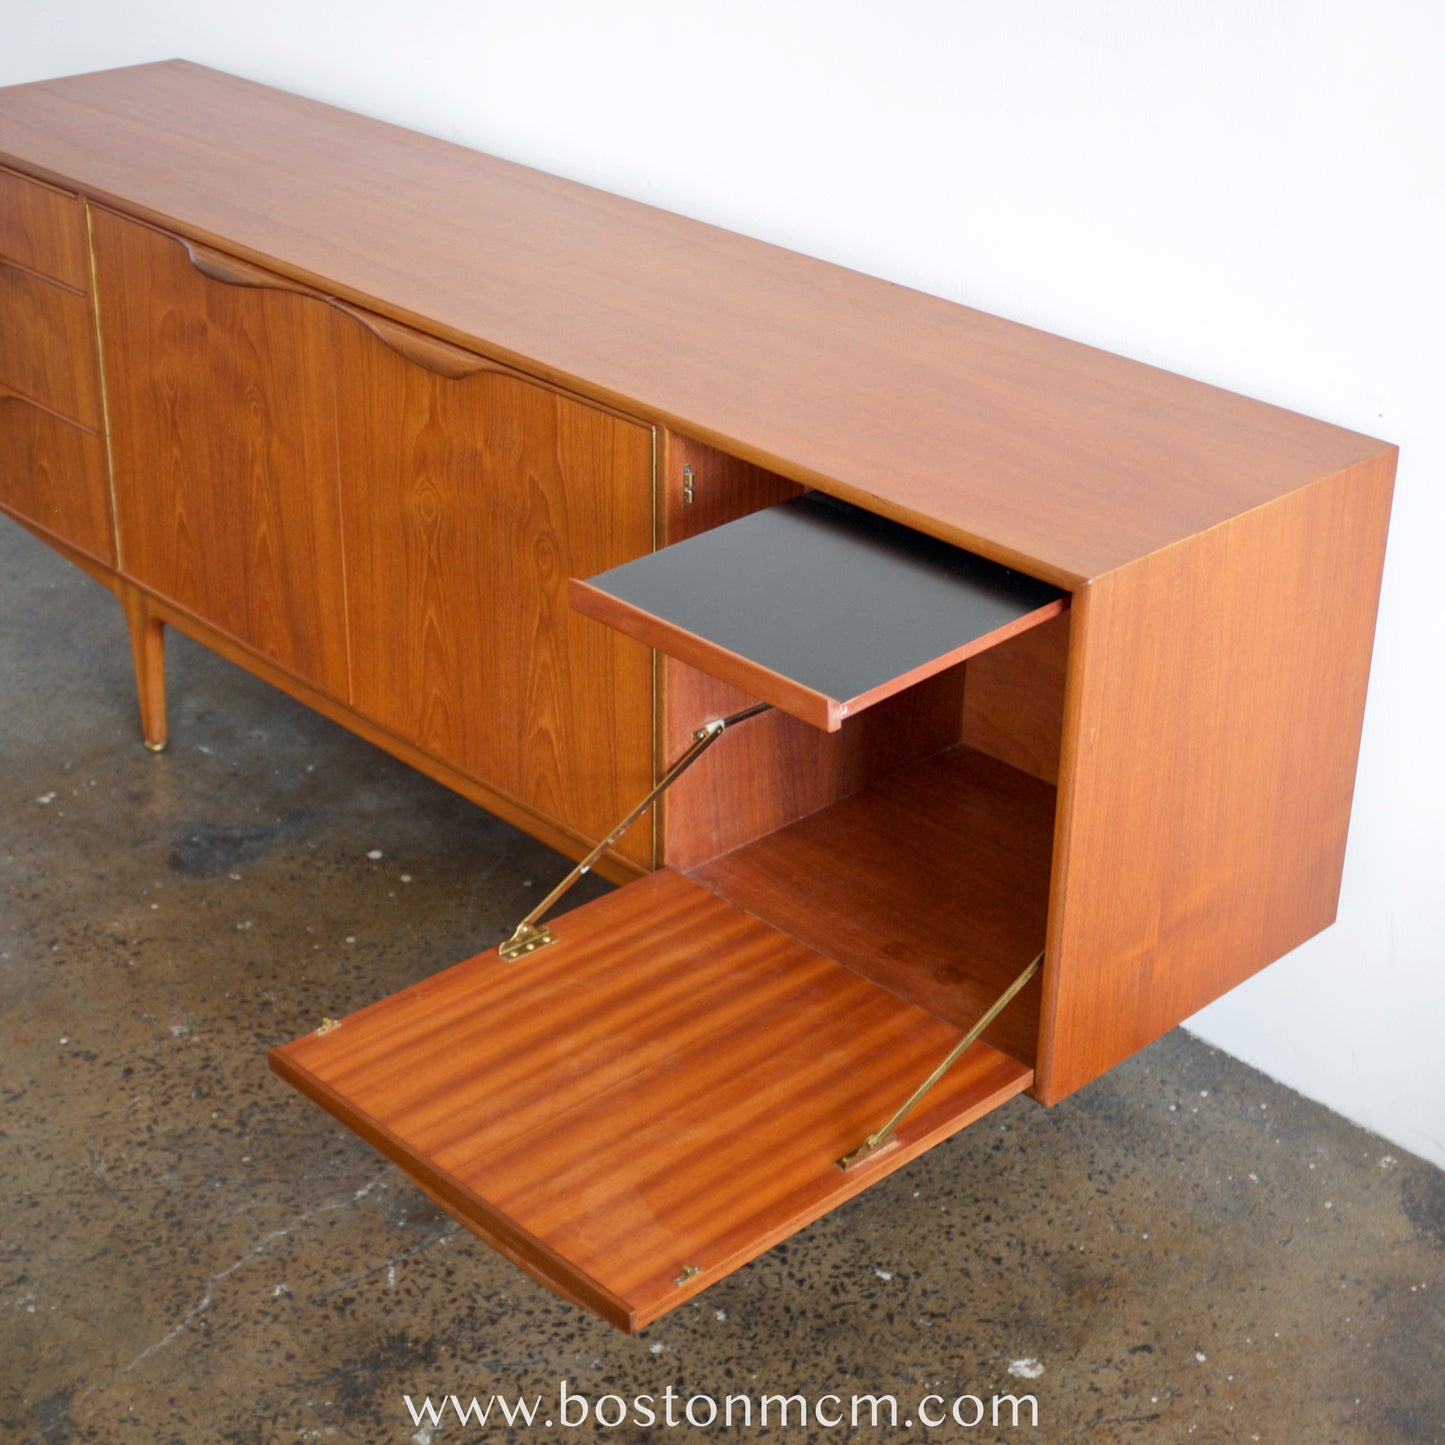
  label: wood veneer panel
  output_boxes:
[90,207,351,700]
[271,869,1032,1331]
[0,163,87,289]
[961,609,1070,785]
[114,580,649,885]
[335,312,656,869]
[692,746,1056,1066]
[660,663,970,872]
[0,261,101,428]
[0,62,1392,582]
[574,494,1066,731]
[1037,451,1396,1102]
[657,429,803,547]
[0,394,113,564]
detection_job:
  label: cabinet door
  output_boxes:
[273,867,1032,1331]
[90,208,350,698]
[334,318,655,868]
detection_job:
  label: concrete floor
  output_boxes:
[0,519,1441,1445]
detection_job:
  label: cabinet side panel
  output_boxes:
[1037,451,1395,1103]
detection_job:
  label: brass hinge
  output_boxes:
[681,462,695,509]
[498,701,771,962]
[836,952,1042,1170]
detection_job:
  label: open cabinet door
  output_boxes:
[270,869,1031,1332]
[272,495,1062,1330]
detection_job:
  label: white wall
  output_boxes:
[5,1,1441,1166]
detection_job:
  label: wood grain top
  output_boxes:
[0,61,1393,584]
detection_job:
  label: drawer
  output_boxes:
[0,165,88,290]
[0,260,103,429]
[0,390,115,564]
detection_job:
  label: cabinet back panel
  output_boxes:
[691,745,1054,1066]
[961,609,1070,785]
[662,663,970,873]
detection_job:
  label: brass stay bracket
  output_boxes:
[499,701,772,961]
[836,951,1043,1170]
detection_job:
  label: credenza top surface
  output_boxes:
[0,60,1391,584]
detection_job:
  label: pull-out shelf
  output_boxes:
[571,493,1066,730]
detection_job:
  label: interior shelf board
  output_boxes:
[690,745,1057,1066]
[571,493,1068,731]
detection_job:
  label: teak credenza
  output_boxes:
[0,61,1396,1332]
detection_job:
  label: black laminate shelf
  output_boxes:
[570,494,1068,731]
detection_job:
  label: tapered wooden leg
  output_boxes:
[119,584,167,751]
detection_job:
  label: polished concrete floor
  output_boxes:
[1,520,1441,1445]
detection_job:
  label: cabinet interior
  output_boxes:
[272,490,1073,1329]
[664,605,1071,1071]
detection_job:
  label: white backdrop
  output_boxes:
[4,1,1441,1166]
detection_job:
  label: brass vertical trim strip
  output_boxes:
[83,201,123,571]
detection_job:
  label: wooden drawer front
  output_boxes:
[0,166,88,290]
[0,261,102,428]
[0,392,114,563]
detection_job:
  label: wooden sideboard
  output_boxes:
[0,61,1396,1332]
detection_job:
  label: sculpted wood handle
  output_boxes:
[183,236,514,384]
[0,383,65,419]
[328,302,506,381]
[181,238,321,298]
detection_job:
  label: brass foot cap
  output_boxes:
[143,739,167,753]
